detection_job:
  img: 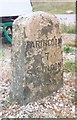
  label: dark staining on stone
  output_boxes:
[26,54,45,86]
[26,71,44,87]
[34,54,43,65]
[25,50,62,86]
[43,70,56,85]
[26,76,35,84]
[41,22,53,36]
[25,53,62,93]
[35,91,41,99]
[33,80,42,87]
[32,54,44,75]
[24,27,27,38]
[26,54,43,76]
[34,91,44,100]
[43,72,51,85]
[23,86,31,100]
[27,54,62,87]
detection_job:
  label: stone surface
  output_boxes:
[11,11,63,105]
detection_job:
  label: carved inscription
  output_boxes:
[43,62,62,73]
[25,37,62,74]
[45,52,49,60]
[26,36,62,49]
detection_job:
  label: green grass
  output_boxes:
[32,2,75,14]
[60,23,76,34]
[64,61,77,73]
[67,27,76,34]
[1,96,17,106]
[64,46,75,53]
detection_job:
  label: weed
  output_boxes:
[64,46,75,53]
[67,26,76,34]
[60,23,76,34]
[64,61,77,73]
[2,97,17,106]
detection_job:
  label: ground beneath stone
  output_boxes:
[0,34,76,118]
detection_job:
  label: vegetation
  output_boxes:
[1,97,17,106]
[60,23,76,34]
[64,61,77,73]
[67,26,76,34]
[32,2,75,14]
[64,45,75,53]
[32,2,76,34]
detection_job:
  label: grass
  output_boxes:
[1,96,17,106]
[32,2,76,34]
[64,61,77,73]
[60,23,76,34]
[67,26,76,34]
[64,45,75,53]
[32,2,75,14]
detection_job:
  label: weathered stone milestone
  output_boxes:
[11,12,63,105]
